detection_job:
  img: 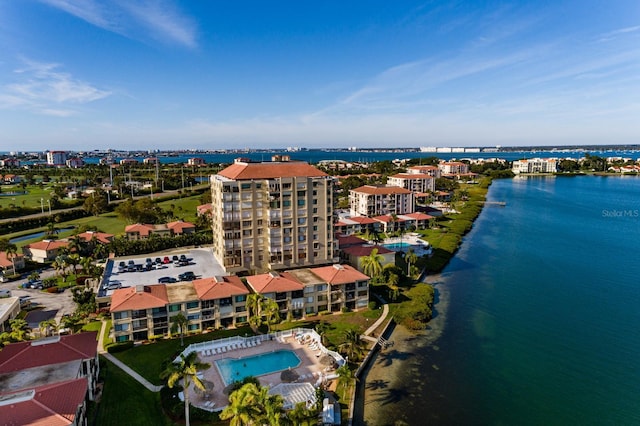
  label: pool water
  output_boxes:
[383,242,415,250]
[215,350,301,385]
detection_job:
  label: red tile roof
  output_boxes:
[167,221,195,232]
[403,212,434,220]
[351,185,413,195]
[76,231,114,244]
[0,251,24,268]
[124,223,155,236]
[109,285,169,312]
[342,245,394,257]
[246,272,303,293]
[310,264,370,285]
[388,173,434,179]
[336,235,368,248]
[24,240,68,251]
[0,377,88,426]
[218,161,328,180]
[193,276,249,300]
[408,165,438,171]
[335,216,378,226]
[0,332,97,374]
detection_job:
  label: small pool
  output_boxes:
[383,242,415,250]
[215,350,301,385]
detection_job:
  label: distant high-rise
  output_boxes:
[46,150,67,166]
[211,159,338,274]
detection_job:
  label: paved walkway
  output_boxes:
[362,294,389,339]
[98,320,163,392]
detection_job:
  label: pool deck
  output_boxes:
[188,335,332,411]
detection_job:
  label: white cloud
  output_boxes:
[40,0,197,48]
[0,58,110,115]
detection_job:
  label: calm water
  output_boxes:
[215,350,300,385]
[365,176,640,425]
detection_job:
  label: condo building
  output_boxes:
[211,160,338,274]
[110,265,369,342]
[349,185,415,217]
[512,158,558,174]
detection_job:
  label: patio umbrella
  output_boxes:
[195,380,215,397]
[319,354,336,366]
[280,368,300,383]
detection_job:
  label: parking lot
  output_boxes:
[100,247,226,296]
[0,268,77,327]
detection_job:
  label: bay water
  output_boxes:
[362,175,640,425]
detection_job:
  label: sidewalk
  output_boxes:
[98,320,163,392]
[363,294,389,337]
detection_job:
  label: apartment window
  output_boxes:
[235,295,246,302]
[283,200,291,207]
[241,183,251,189]
[169,304,181,312]
[114,311,128,320]
[114,323,129,332]
[188,324,199,331]
[235,306,247,313]
[186,301,199,309]
[316,284,327,292]
[297,200,305,206]
[297,190,306,197]
[187,313,200,321]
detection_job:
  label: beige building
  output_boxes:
[110,265,370,342]
[512,158,558,174]
[387,172,436,193]
[438,161,470,175]
[349,185,415,217]
[211,160,338,274]
[124,221,195,240]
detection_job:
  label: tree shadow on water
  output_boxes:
[366,379,389,391]
[377,348,413,367]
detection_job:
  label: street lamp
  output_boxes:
[47,199,51,215]
[40,198,44,214]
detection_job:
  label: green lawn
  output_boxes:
[113,326,254,386]
[155,196,201,223]
[0,184,73,210]
[102,319,113,347]
[81,321,103,334]
[93,358,175,426]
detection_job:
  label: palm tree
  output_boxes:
[9,318,30,342]
[39,319,58,337]
[160,352,210,426]
[220,382,263,425]
[4,243,18,275]
[389,284,400,302]
[361,248,384,278]
[336,363,354,394]
[262,298,280,333]
[67,253,81,276]
[315,321,330,346]
[287,402,317,425]
[170,312,190,346]
[256,384,285,426]
[338,329,366,362]
[405,248,418,277]
[246,293,264,331]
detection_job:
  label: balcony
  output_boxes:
[132,324,148,331]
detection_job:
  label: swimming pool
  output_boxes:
[383,242,415,250]
[215,350,301,385]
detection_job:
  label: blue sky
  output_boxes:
[0,1,639,150]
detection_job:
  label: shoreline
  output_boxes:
[358,273,452,425]
[356,179,493,424]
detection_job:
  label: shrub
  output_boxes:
[368,301,377,310]
[319,310,332,316]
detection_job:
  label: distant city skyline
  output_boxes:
[1,1,639,150]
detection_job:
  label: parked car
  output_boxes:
[163,256,171,264]
[29,280,43,289]
[179,254,187,261]
[172,255,179,262]
[154,257,162,264]
[178,271,196,281]
[158,276,178,284]
[145,258,153,264]
[106,281,122,290]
